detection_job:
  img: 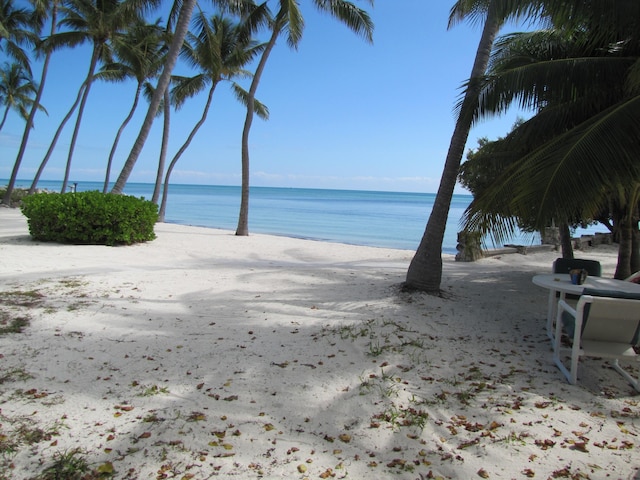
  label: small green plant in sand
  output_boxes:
[0,315,29,335]
[0,289,46,335]
[372,404,429,431]
[35,448,96,479]
[0,289,45,307]
[0,415,67,477]
[368,339,385,356]
[138,384,169,396]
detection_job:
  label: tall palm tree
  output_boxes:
[152,86,170,202]
[28,0,160,193]
[111,0,198,194]
[97,18,167,192]
[405,0,505,293]
[405,0,553,293]
[53,0,157,193]
[108,0,259,197]
[3,0,59,206]
[234,0,374,236]
[462,1,640,278]
[157,11,267,221]
[0,61,43,131]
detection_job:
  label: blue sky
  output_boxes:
[1,1,531,193]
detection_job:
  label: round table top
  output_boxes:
[532,273,640,295]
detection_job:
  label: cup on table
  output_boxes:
[569,268,588,285]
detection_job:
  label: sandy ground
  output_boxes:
[1,207,639,480]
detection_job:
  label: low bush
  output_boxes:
[20,191,158,245]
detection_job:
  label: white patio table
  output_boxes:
[532,273,640,340]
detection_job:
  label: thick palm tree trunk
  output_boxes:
[1,4,57,205]
[61,47,99,193]
[104,83,142,193]
[405,1,500,293]
[235,23,280,236]
[111,0,197,194]
[152,89,171,204]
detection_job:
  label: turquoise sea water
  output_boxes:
[6,179,587,253]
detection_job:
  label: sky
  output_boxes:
[1,1,532,194]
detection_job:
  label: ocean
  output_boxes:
[7,179,585,253]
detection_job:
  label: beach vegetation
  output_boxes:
[31,0,154,195]
[34,448,96,480]
[2,0,59,207]
[407,0,638,292]
[406,0,528,293]
[20,191,158,245]
[98,19,169,194]
[372,404,430,431]
[111,0,198,194]
[157,10,269,222]
[459,2,640,279]
[0,61,44,132]
[225,0,374,237]
[0,315,29,335]
[0,288,45,335]
[138,384,169,396]
[0,367,33,384]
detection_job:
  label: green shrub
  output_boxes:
[20,191,158,245]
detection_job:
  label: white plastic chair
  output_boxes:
[625,271,640,283]
[553,293,640,391]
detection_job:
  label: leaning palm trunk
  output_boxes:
[0,107,10,131]
[61,48,99,193]
[29,80,87,194]
[111,0,197,194]
[405,1,500,293]
[152,89,171,204]
[158,84,216,221]
[104,83,142,193]
[235,23,279,236]
[3,4,57,204]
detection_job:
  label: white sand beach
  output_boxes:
[1,207,638,479]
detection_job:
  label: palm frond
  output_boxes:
[170,73,208,108]
[313,0,374,43]
[232,83,269,120]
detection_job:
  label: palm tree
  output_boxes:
[111,0,262,193]
[405,0,555,293]
[234,0,374,236]
[97,18,167,192]
[153,86,170,202]
[111,0,198,194]
[3,0,59,206]
[0,62,43,131]
[53,0,158,193]
[28,0,160,193]
[461,0,640,278]
[157,11,267,221]
[405,0,505,293]
[0,0,38,71]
